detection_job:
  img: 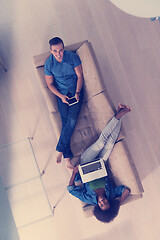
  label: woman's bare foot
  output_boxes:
[116,103,131,112]
[65,158,73,169]
[56,152,63,164]
[116,103,132,119]
[116,103,122,112]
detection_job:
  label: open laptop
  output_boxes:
[78,158,108,183]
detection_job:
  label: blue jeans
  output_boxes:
[150,17,160,21]
[80,117,121,164]
[56,91,83,158]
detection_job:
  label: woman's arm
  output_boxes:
[69,166,79,186]
[119,188,130,205]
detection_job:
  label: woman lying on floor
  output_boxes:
[67,103,131,223]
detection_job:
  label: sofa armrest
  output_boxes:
[34,66,58,113]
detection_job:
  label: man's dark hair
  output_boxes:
[93,199,120,223]
[49,37,64,49]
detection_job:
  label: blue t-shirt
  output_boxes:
[67,174,129,205]
[44,50,81,95]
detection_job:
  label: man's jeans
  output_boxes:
[80,117,121,164]
[56,92,83,158]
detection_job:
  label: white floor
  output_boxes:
[0,0,160,239]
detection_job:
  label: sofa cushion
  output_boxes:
[49,111,62,137]
[35,66,48,89]
[76,42,106,101]
[33,52,51,68]
[42,87,58,113]
[70,104,98,156]
[64,40,88,52]
[109,140,144,194]
[87,91,115,134]
[34,64,58,113]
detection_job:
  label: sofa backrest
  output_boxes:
[76,42,106,101]
[33,40,88,68]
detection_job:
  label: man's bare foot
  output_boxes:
[65,158,73,169]
[56,152,63,164]
[116,103,132,119]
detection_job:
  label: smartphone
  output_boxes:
[67,97,79,106]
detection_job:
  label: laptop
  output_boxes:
[78,158,108,183]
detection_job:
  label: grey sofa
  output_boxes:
[33,41,144,216]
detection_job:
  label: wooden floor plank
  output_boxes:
[0,0,160,239]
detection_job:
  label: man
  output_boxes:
[67,104,131,223]
[45,37,83,168]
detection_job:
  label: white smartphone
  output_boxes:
[67,97,79,106]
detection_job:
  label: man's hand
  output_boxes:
[75,92,80,101]
[60,94,69,104]
[45,75,70,103]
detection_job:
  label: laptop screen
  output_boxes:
[81,161,102,174]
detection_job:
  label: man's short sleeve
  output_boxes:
[44,58,53,76]
[72,52,81,68]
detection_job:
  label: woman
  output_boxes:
[67,103,131,223]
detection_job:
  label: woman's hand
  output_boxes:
[119,189,130,205]
[69,166,79,186]
[73,165,79,173]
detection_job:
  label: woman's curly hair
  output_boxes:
[93,199,120,223]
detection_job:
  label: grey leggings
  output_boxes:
[80,117,121,164]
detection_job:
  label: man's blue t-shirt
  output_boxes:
[44,50,81,96]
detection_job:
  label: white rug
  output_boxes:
[0,138,53,228]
